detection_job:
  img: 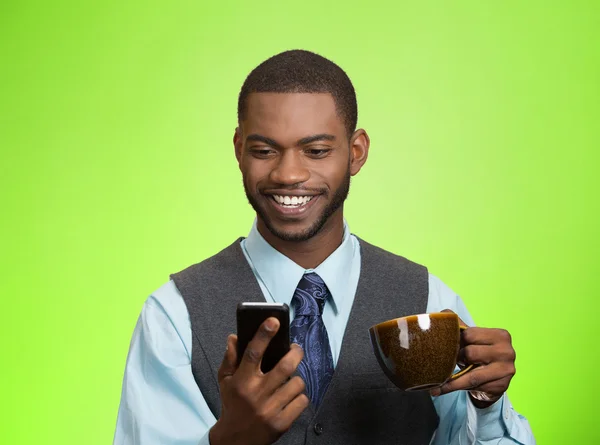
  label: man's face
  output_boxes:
[235,93,353,242]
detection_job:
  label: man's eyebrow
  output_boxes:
[297,134,336,145]
[245,133,336,148]
[246,134,283,149]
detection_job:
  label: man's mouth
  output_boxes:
[270,194,314,208]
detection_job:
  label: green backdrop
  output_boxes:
[2,1,598,443]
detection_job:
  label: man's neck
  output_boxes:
[257,215,345,269]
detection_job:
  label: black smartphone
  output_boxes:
[236,302,290,373]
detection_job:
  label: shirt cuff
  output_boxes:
[466,393,533,444]
[466,393,507,441]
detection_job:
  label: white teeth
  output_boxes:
[272,195,313,207]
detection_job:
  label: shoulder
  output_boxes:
[132,280,193,359]
[148,280,187,316]
[425,273,476,326]
[426,273,457,311]
[145,280,191,334]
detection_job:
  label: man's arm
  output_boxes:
[113,281,307,445]
[113,283,216,445]
[427,274,535,444]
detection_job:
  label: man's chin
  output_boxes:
[261,220,320,243]
[247,192,338,243]
[252,201,322,242]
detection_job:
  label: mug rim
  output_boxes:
[369,311,458,331]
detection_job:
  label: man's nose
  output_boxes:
[269,151,310,185]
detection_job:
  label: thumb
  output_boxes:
[218,334,238,382]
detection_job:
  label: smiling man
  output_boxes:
[114,50,535,445]
[237,90,365,266]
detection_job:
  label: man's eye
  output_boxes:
[306,148,331,157]
[250,148,275,157]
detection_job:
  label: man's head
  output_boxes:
[234,50,369,243]
[238,49,358,138]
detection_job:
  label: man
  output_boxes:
[114,50,535,444]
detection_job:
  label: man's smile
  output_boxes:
[264,192,321,216]
[272,194,313,207]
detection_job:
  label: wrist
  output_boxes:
[468,390,502,409]
[209,420,249,445]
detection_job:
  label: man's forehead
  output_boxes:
[242,92,343,136]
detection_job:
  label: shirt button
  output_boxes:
[314,423,324,435]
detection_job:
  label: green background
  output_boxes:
[1,0,598,443]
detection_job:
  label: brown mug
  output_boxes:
[368,312,475,391]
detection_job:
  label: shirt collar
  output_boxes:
[244,220,356,313]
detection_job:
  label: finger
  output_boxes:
[218,334,238,382]
[238,317,280,376]
[470,375,513,396]
[263,344,304,393]
[458,343,516,366]
[462,327,512,346]
[271,376,306,411]
[270,393,310,433]
[458,345,493,366]
[431,363,511,395]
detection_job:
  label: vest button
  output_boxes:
[313,423,324,435]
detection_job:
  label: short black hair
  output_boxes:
[237,50,358,137]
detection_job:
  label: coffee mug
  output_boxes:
[368,312,475,391]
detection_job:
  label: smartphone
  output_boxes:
[236,302,290,373]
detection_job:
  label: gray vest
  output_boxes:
[171,237,439,444]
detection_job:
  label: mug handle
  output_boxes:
[449,325,478,380]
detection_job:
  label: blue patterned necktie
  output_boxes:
[290,272,335,408]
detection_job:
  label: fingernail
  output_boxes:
[430,388,441,397]
[264,318,276,331]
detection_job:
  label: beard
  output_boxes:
[245,169,351,243]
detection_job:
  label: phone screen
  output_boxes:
[236,302,290,373]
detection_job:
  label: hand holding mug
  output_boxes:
[369,310,516,409]
[429,310,517,408]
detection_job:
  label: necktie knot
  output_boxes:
[291,272,330,316]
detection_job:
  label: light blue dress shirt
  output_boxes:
[114,222,535,445]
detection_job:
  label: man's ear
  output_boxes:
[349,129,370,176]
[234,127,242,165]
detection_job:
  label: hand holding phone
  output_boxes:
[236,302,291,373]
[210,314,308,445]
